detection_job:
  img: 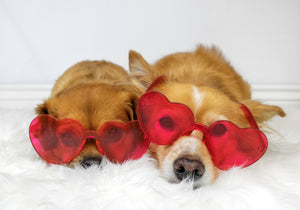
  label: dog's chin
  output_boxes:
[164,174,205,189]
[67,154,103,169]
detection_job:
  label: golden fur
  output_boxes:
[36,60,141,167]
[129,45,286,187]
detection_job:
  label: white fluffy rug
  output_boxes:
[1,107,300,210]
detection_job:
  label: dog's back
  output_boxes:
[51,60,130,97]
[130,46,251,102]
[153,46,251,101]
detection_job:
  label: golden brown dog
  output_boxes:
[36,60,141,168]
[129,45,286,188]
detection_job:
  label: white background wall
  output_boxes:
[1,0,300,86]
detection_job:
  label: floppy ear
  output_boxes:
[117,84,140,121]
[242,100,286,123]
[129,50,159,90]
[125,95,139,121]
[35,99,56,116]
[35,101,49,115]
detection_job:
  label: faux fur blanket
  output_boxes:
[0,107,300,210]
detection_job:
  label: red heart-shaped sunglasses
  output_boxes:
[136,91,268,170]
[29,116,150,164]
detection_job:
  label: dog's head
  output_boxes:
[129,49,286,188]
[36,82,140,168]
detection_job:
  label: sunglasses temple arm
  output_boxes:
[146,75,167,92]
[239,103,259,129]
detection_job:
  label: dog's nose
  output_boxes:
[173,157,205,181]
[81,157,102,169]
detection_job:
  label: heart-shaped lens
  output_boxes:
[29,115,86,164]
[137,92,195,145]
[96,121,150,163]
[205,121,268,170]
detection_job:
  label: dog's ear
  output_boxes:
[129,50,158,90]
[242,100,286,123]
[117,84,140,121]
[124,94,139,121]
[35,99,56,116]
[35,101,49,115]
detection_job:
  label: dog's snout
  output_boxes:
[81,157,102,169]
[174,157,205,181]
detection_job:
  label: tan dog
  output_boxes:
[36,60,141,168]
[129,45,286,188]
